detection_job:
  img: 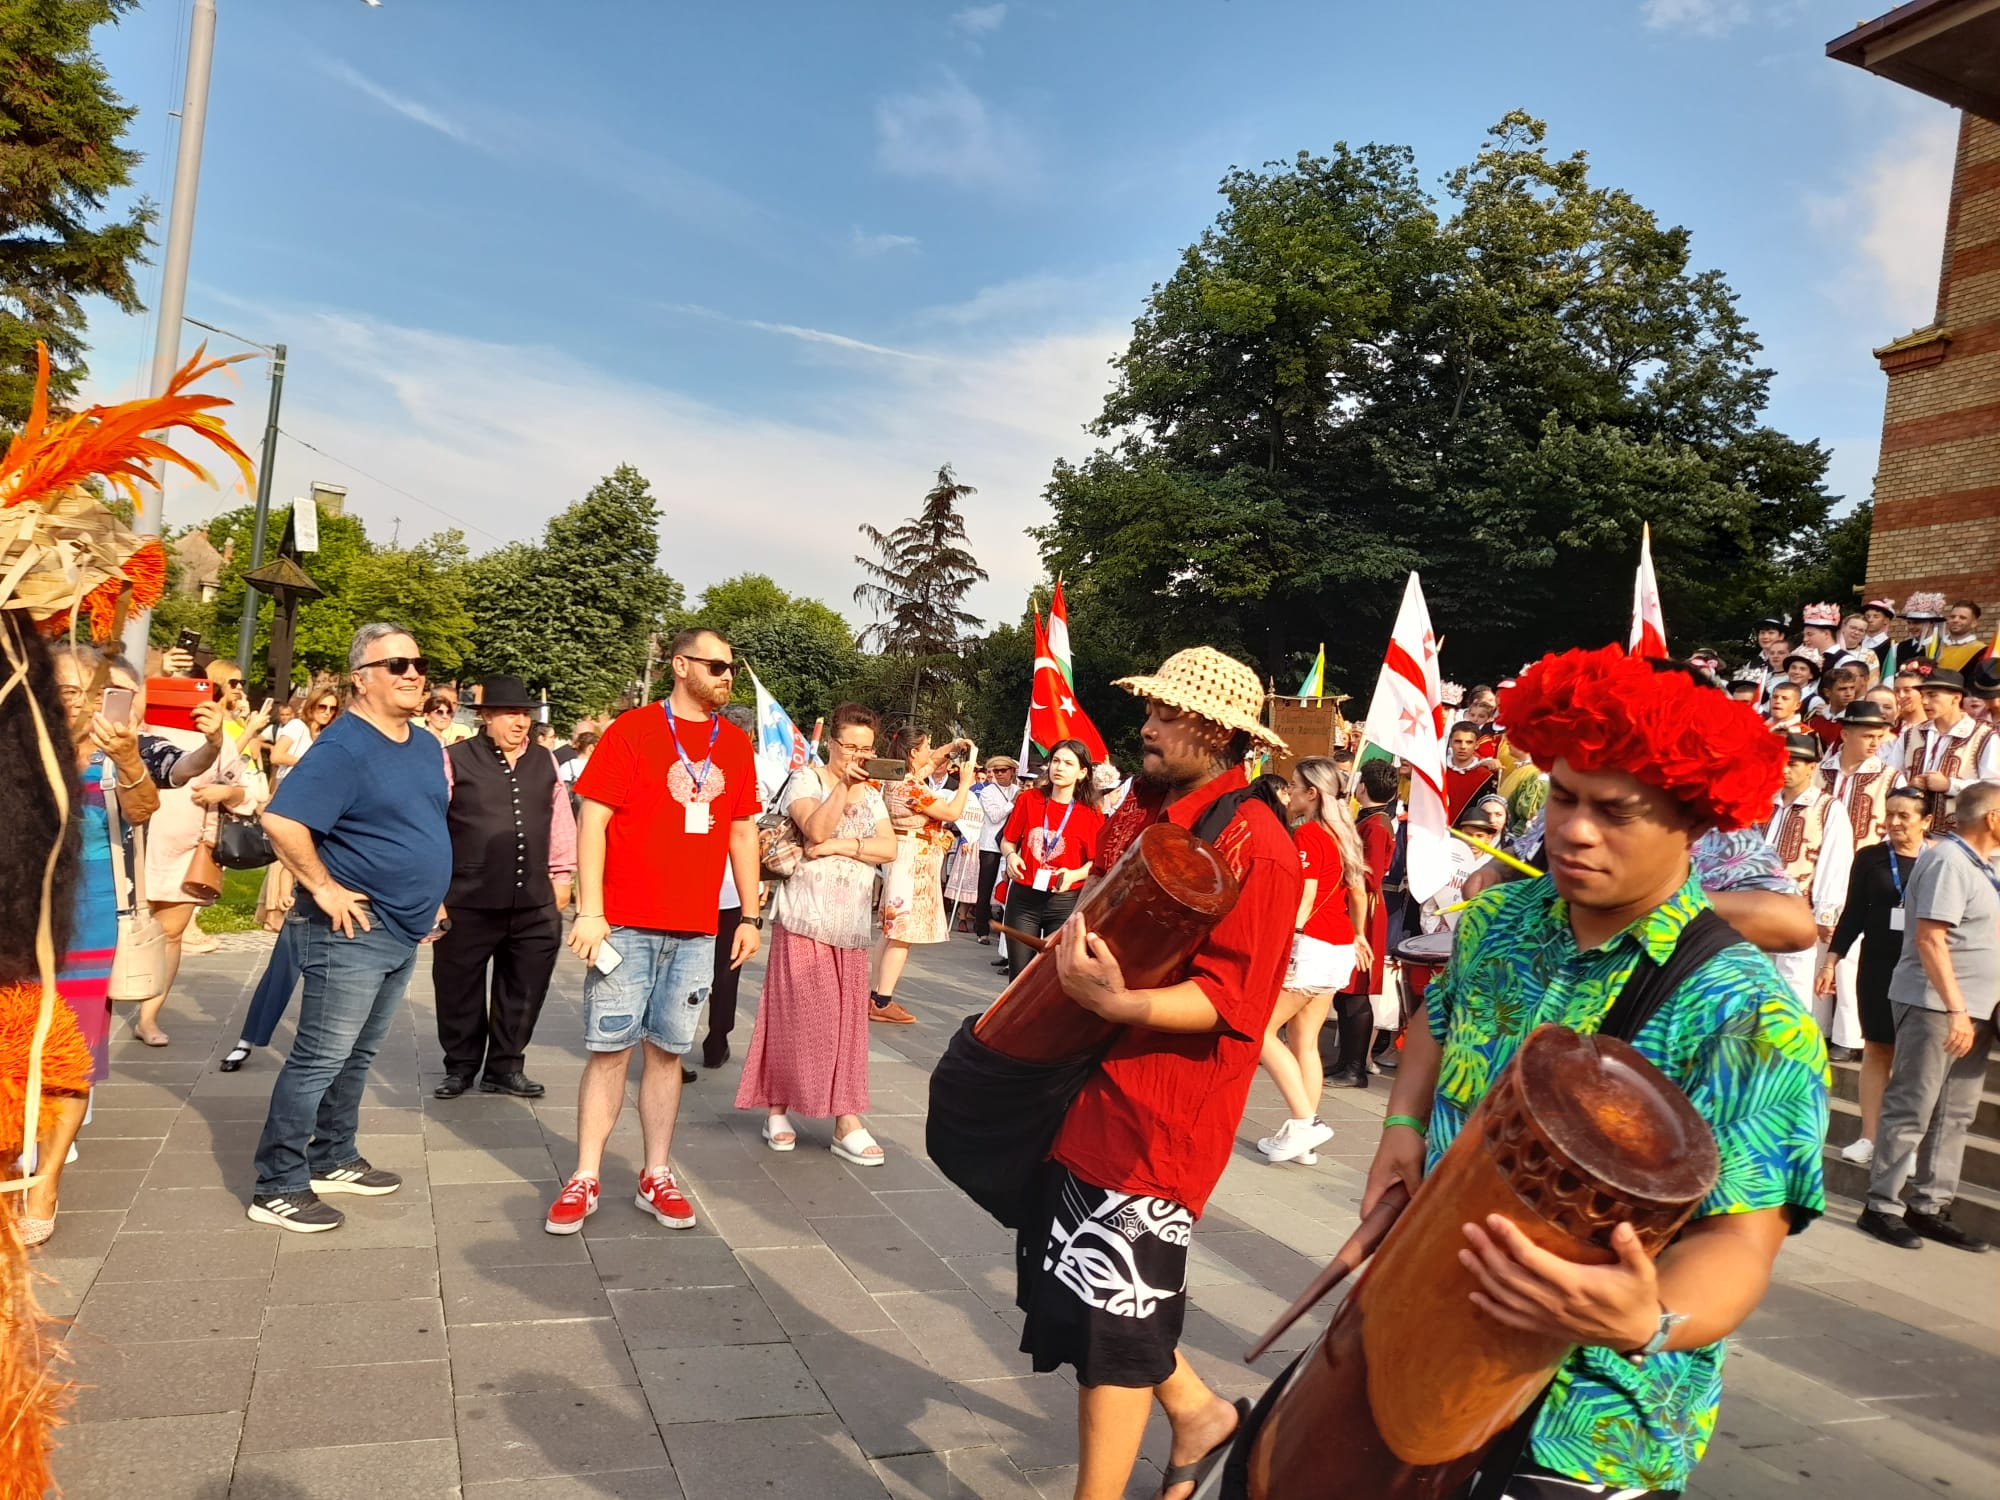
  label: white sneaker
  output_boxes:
[1257,1117,1334,1162]
[1838,1136,1874,1166]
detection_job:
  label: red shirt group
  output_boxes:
[1294,820,1356,945]
[1001,787,1105,888]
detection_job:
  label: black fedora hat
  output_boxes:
[1917,667,1966,695]
[1839,699,1889,729]
[1782,733,1823,763]
[472,674,538,710]
[1969,661,2000,701]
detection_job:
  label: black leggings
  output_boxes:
[1003,884,1080,981]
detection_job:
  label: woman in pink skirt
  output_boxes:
[736,704,898,1164]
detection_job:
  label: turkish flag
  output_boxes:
[1029,612,1108,762]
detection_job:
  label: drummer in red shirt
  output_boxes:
[1034,647,1302,1500]
[998,739,1105,981]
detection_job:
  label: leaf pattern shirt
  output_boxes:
[1425,872,1828,1493]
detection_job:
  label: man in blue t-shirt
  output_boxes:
[248,623,450,1233]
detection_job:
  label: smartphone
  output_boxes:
[174,628,202,655]
[864,758,907,781]
[593,941,624,976]
[100,686,134,726]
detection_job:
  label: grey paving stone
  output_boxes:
[460,1470,685,1500]
[67,1334,257,1422]
[78,1106,180,1139]
[435,1213,592,1269]
[443,1260,613,1324]
[258,1295,448,1368]
[661,1412,883,1500]
[29,1207,123,1258]
[450,1316,638,1394]
[121,1184,265,1233]
[877,1288,1025,1381]
[136,1150,245,1189]
[607,1282,785,1348]
[1022,1457,1165,1500]
[74,1275,269,1343]
[432,1179,553,1221]
[241,1360,454,1452]
[96,1228,279,1284]
[759,1155,893,1218]
[227,1437,461,1499]
[811,1211,967,1293]
[427,1145,559,1185]
[30,1255,100,1317]
[879,1188,1014,1256]
[62,1135,162,1172]
[454,1381,670,1484]
[273,1199,438,1253]
[633,1342,831,1424]
[943,1253,1015,1313]
[422,1114,551,1149]
[685,1177,820,1248]
[953,1374,1083,1470]
[586,1233,747,1291]
[48,1410,242,1496]
[267,1244,439,1304]
[737,1244,896,1337]
[876,1445,1043,1499]
[794,1326,993,1460]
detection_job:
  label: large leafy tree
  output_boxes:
[675,571,862,728]
[855,464,989,724]
[0,0,153,423]
[1037,113,1835,687]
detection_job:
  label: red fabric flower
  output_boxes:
[1500,644,1784,832]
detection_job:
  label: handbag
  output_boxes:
[102,763,169,1002]
[183,812,225,903]
[214,810,275,870]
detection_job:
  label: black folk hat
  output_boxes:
[1917,667,1967,695]
[1839,699,1890,729]
[473,675,538,710]
[1782,733,1823,763]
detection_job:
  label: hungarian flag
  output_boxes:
[1030,611,1108,760]
[1356,573,1452,902]
[1629,522,1668,659]
[1048,578,1076,686]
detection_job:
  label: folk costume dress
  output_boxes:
[880,776,955,944]
[1760,783,1855,1020]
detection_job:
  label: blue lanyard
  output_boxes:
[665,705,720,799]
[1041,794,1077,844]
[1942,832,2000,901]
[1886,848,1904,900]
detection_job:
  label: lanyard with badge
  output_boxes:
[1028,794,1078,891]
[666,705,721,835]
[1887,847,1908,931]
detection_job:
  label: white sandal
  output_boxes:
[830,1127,885,1167]
[761,1113,797,1152]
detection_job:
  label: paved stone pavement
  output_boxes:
[36,928,2000,1499]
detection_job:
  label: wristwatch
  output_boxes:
[743,916,765,930]
[1624,1305,1689,1365]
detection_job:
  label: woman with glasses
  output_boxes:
[736,704,898,1161]
[997,739,1104,982]
[870,727,977,1024]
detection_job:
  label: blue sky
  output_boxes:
[83,0,1955,632]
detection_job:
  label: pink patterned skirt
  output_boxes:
[735,923,871,1118]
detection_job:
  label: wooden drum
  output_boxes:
[1247,1024,1720,1499]
[972,821,1239,1064]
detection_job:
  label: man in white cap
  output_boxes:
[1024,645,1301,1500]
[1895,592,1948,675]
[1800,602,1841,663]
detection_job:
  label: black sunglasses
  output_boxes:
[355,656,430,678]
[679,654,737,677]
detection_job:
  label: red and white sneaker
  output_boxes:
[544,1174,600,1235]
[635,1167,696,1229]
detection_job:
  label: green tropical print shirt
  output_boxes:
[1425,872,1828,1493]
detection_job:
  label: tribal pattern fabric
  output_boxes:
[1044,1174,1191,1319]
[1425,873,1828,1493]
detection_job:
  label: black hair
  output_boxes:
[1358,759,1400,805]
[0,619,81,982]
[1645,658,1728,693]
[1039,738,1102,809]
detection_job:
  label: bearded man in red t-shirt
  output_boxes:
[1029,646,1303,1500]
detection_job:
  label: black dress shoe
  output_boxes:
[478,1071,545,1098]
[1856,1208,1925,1249]
[1906,1207,1990,1252]
[433,1074,475,1100]
[702,1041,731,1070]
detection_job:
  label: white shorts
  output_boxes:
[1284,934,1356,994]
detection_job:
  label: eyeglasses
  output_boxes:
[218,676,244,689]
[57,683,87,703]
[678,655,736,677]
[835,740,876,755]
[312,703,336,714]
[355,656,429,678]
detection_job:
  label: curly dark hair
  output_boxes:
[0,618,82,983]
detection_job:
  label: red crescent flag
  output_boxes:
[1029,611,1108,761]
[1629,523,1668,659]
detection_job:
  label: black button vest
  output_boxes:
[445,734,557,909]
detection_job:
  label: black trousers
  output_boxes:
[974,850,1003,938]
[433,902,561,1078]
[705,905,744,1056]
[1004,884,1081,981]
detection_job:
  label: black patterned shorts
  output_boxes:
[1015,1163,1192,1389]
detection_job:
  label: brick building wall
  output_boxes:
[1865,111,2000,631]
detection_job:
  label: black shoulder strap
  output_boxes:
[1192,785,1258,846]
[1598,908,1741,1043]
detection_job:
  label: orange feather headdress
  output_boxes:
[0,343,256,640]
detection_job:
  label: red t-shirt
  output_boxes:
[572,704,761,934]
[1001,787,1105,887]
[1051,767,1303,1216]
[1349,807,1395,993]
[1295,821,1356,945]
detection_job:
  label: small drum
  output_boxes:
[1391,930,1455,968]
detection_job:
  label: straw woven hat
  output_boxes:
[1114,646,1286,751]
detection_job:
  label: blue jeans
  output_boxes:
[241,909,304,1047]
[252,904,418,1195]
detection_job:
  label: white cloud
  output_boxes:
[320,59,472,144]
[1640,0,1752,36]
[951,4,1008,36]
[875,71,1037,192]
[1809,107,1957,333]
[850,227,921,256]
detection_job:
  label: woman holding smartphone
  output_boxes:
[997,739,1104,982]
[869,729,977,1024]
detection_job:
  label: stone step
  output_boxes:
[1821,1148,2000,1244]
[1827,1059,2000,1137]
[1827,1095,2000,1193]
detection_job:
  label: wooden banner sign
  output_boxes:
[1266,695,1344,778]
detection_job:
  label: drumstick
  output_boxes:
[996,922,1050,953]
[1243,1180,1411,1363]
[1448,828,1541,880]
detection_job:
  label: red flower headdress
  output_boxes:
[1499,644,1784,831]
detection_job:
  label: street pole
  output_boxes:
[235,341,286,677]
[121,0,217,667]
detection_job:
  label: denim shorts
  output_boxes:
[582,927,715,1054]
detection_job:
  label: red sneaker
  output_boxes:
[544,1174,599,1235]
[635,1167,696,1229]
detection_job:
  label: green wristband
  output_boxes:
[1383,1114,1428,1138]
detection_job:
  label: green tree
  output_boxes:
[677,572,861,729]
[855,464,989,724]
[0,0,153,422]
[1037,114,1835,685]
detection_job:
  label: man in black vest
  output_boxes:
[432,675,578,1099]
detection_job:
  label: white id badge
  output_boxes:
[1889,908,1906,932]
[684,801,711,835]
[1032,868,1055,892]
[593,941,624,975]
